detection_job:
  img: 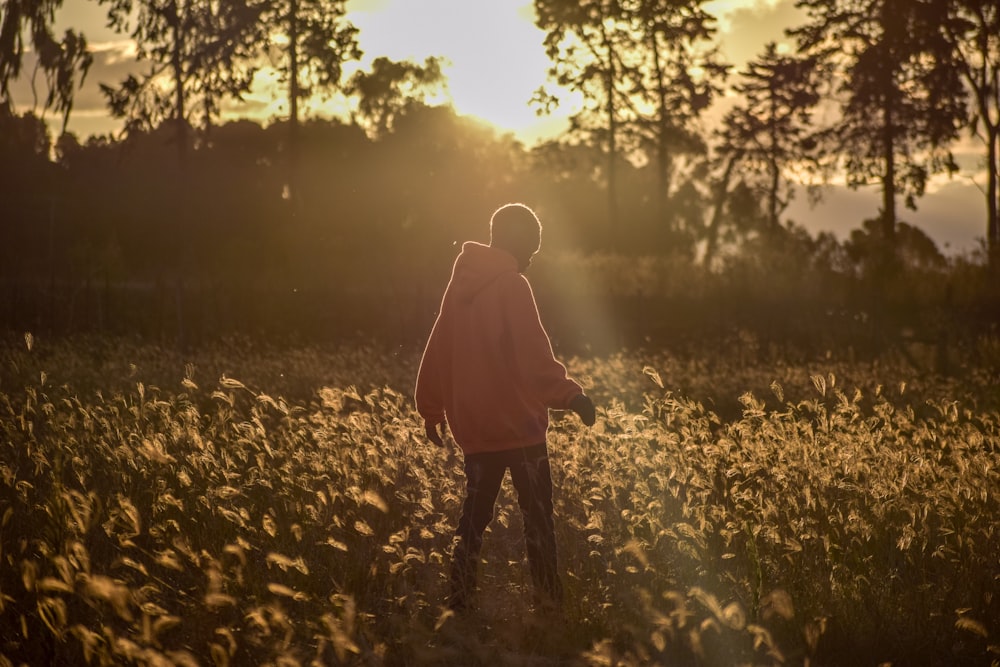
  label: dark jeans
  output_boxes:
[449,443,563,608]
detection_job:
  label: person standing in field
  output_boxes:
[414,202,596,613]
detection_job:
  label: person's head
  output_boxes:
[489,203,541,272]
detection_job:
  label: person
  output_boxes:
[414,202,596,613]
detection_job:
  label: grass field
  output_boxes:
[1,335,998,666]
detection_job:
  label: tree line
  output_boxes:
[531,0,998,267]
[1,0,998,357]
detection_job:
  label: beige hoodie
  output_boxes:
[415,242,583,454]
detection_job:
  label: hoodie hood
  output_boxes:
[449,242,518,303]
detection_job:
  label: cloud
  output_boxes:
[346,0,392,13]
[786,179,984,255]
[708,0,804,69]
[902,179,987,254]
[89,39,140,64]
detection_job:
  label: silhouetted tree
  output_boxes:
[534,0,630,233]
[937,0,999,268]
[716,43,822,231]
[346,56,447,140]
[0,0,92,129]
[0,109,55,280]
[846,219,947,273]
[628,0,727,228]
[701,149,740,269]
[792,0,966,274]
[534,0,725,248]
[256,0,360,202]
[99,0,262,161]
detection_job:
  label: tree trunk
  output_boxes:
[606,68,617,235]
[945,2,999,271]
[878,3,897,268]
[599,12,618,236]
[881,91,897,268]
[703,153,738,269]
[987,122,999,269]
[649,28,670,227]
[768,80,780,229]
[170,1,186,164]
[288,0,300,203]
[881,102,896,242]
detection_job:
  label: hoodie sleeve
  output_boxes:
[501,274,583,409]
[414,309,448,425]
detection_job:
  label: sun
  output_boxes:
[347,0,571,143]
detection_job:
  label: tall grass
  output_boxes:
[1,336,997,665]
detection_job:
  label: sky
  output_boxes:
[12,0,988,255]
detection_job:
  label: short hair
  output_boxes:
[489,203,541,250]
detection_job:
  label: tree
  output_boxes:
[346,56,447,140]
[0,0,92,130]
[791,0,966,273]
[99,0,263,160]
[258,0,360,201]
[627,0,727,228]
[716,43,822,232]
[0,106,59,278]
[534,0,726,246]
[938,0,1000,268]
[534,0,631,233]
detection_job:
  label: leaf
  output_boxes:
[37,597,68,638]
[154,549,184,571]
[204,593,237,608]
[362,490,389,513]
[267,583,308,601]
[762,589,796,621]
[642,366,664,389]
[164,650,200,667]
[434,609,454,631]
[219,377,248,391]
[115,557,149,576]
[722,602,746,630]
[769,381,784,402]
[955,616,988,638]
[139,601,169,616]
[325,538,349,552]
[70,624,102,662]
[153,615,182,635]
[262,514,278,537]
[214,627,237,655]
[266,552,309,575]
[37,577,73,593]
[79,574,132,621]
[209,643,230,667]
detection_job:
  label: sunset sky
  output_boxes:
[14,0,987,254]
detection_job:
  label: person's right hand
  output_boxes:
[569,394,596,427]
[425,420,445,447]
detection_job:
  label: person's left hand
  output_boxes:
[570,394,596,427]
[425,420,445,447]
